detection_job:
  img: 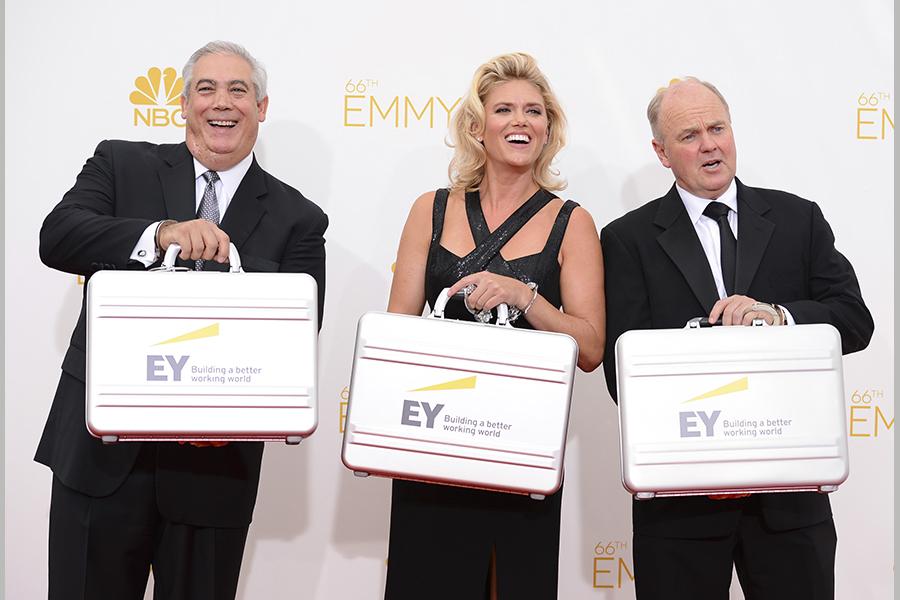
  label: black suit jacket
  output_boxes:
[36,140,327,528]
[601,179,873,538]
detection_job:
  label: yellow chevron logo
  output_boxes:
[410,376,476,392]
[683,376,748,403]
[154,323,219,346]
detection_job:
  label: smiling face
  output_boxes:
[652,81,736,199]
[181,52,268,171]
[480,79,550,174]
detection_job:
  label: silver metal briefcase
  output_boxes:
[86,244,318,444]
[616,320,848,499]
[342,289,578,499]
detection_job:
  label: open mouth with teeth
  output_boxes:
[702,159,722,169]
[209,120,237,128]
[505,134,531,145]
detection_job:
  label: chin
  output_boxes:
[206,143,240,155]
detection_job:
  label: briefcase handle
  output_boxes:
[156,243,243,273]
[430,287,511,326]
[686,317,766,328]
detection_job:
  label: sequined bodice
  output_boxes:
[424,188,578,329]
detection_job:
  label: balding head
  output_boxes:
[648,77,731,141]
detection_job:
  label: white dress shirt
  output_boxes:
[129,152,255,266]
[676,180,794,324]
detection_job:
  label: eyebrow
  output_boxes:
[490,100,545,108]
[194,79,250,88]
[677,120,726,136]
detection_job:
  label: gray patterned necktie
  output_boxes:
[195,170,220,270]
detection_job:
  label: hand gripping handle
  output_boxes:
[430,287,511,325]
[686,316,766,328]
[159,242,243,273]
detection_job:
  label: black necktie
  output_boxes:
[703,201,736,296]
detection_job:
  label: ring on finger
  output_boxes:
[462,284,493,322]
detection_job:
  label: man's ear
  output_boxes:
[257,96,269,122]
[651,138,671,168]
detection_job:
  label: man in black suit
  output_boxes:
[601,78,873,599]
[37,41,327,599]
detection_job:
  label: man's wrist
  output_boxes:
[155,220,177,254]
[749,302,784,326]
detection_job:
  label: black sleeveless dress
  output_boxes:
[384,188,579,600]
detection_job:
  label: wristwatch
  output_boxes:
[749,302,784,326]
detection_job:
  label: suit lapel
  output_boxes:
[219,155,267,250]
[734,179,774,294]
[158,143,197,223]
[655,185,720,313]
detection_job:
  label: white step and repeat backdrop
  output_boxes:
[5,1,893,598]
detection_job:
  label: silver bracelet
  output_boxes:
[508,282,539,323]
[522,281,539,316]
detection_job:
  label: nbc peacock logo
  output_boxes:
[131,67,185,128]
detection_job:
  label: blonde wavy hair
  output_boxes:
[448,52,567,192]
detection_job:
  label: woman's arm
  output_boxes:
[387,191,435,316]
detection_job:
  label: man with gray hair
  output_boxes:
[37,40,327,599]
[601,77,872,598]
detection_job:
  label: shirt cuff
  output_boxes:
[130,221,161,267]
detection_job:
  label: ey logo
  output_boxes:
[146,323,218,381]
[679,376,747,438]
[400,376,475,429]
[131,67,185,128]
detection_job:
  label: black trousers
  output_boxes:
[633,499,836,600]
[48,445,249,600]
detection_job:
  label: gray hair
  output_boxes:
[647,77,730,141]
[182,41,268,102]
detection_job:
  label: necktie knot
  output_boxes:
[703,201,731,221]
[202,170,219,185]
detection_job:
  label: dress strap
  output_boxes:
[461,188,553,274]
[534,200,579,276]
[430,188,450,250]
[464,191,489,245]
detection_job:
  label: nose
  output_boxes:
[699,131,718,152]
[212,88,233,109]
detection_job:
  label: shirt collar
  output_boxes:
[677,179,738,225]
[192,152,254,195]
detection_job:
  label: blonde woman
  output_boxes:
[384,53,605,599]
